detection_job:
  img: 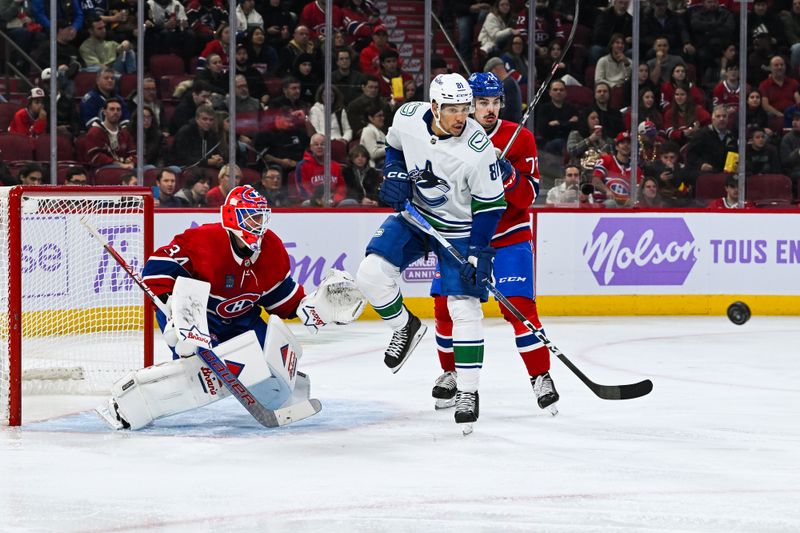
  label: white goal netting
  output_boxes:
[0,187,151,425]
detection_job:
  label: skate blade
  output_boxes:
[389,323,428,374]
[434,397,456,410]
[545,403,559,417]
[95,405,125,430]
[461,423,474,436]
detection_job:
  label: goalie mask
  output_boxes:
[221,185,272,252]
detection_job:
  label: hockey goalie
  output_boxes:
[98,185,366,430]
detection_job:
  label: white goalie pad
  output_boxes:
[101,316,307,430]
[298,268,367,333]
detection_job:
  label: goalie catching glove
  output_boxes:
[298,268,367,333]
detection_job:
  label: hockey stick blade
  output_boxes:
[557,353,653,400]
[272,398,322,426]
[402,201,653,401]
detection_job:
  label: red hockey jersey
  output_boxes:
[142,223,304,340]
[299,1,344,40]
[593,153,643,202]
[486,119,539,248]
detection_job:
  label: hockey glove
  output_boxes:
[459,245,496,288]
[380,170,413,212]
[498,157,515,183]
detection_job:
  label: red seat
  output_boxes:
[148,54,186,79]
[565,85,593,108]
[560,23,592,47]
[118,73,138,99]
[34,134,75,162]
[331,139,348,164]
[241,167,261,185]
[0,133,34,161]
[162,102,176,127]
[73,134,91,165]
[746,174,793,202]
[695,173,729,201]
[93,166,134,186]
[0,102,17,131]
[584,65,596,86]
[610,86,626,110]
[73,72,97,100]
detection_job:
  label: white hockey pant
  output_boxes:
[357,253,409,330]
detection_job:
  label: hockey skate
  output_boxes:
[454,390,479,435]
[532,372,559,416]
[384,310,427,373]
[432,371,457,409]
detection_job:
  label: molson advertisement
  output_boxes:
[535,211,800,315]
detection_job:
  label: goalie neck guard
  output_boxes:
[221,185,272,252]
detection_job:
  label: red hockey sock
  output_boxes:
[499,296,551,377]
[434,295,455,372]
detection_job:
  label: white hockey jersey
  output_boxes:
[387,101,506,239]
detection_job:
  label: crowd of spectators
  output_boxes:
[1,0,800,209]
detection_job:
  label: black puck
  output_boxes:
[727,301,751,325]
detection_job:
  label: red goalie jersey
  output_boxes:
[486,119,539,248]
[142,223,305,343]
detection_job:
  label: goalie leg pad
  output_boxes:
[110,355,228,430]
[108,317,306,430]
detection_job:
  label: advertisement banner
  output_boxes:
[22,213,145,309]
[154,210,438,297]
[536,211,800,296]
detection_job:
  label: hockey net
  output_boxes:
[0,186,154,425]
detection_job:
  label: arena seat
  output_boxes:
[695,173,729,202]
[148,54,186,79]
[746,174,792,203]
[0,133,34,161]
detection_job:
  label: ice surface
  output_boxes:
[2,317,799,532]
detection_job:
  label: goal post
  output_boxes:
[0,186,154,426]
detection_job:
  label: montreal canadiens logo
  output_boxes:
[216,293,260,318]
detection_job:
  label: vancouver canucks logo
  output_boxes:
[409,160,450,208]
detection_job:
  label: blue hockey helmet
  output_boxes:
[467,72,505,101]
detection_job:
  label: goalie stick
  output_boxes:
[402,201,653,401]
[80,218,322,428]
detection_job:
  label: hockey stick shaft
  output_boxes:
[431,11,471,75]
[402,202,652,400]
[499,0,581,160]
[80,218,314,427]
